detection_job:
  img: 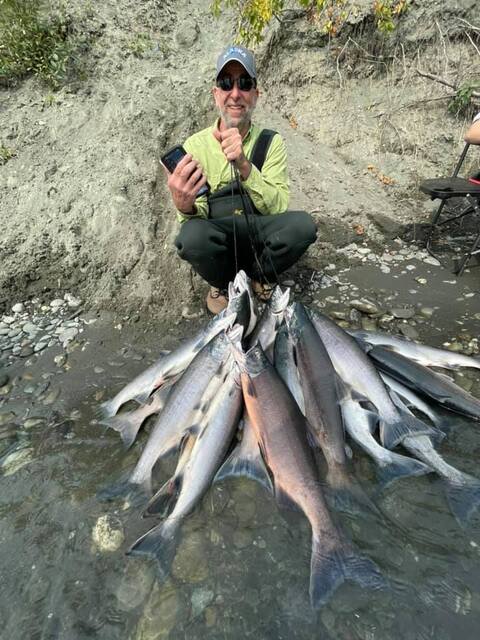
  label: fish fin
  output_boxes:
[97,400,117,420]
[126,520,179,580]
[445,478,480,527]
[143,474,183,518]
[326,477,381,518]
[96,475,148,508]
[310,541,387,609]
[133,390,154,406]
[101,413,144,449]
[376,454,433,490]
[380,412,444,450]
[214,443,273,493]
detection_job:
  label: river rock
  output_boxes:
[91,514,125,552]
[0,373,8,387]
[20,346,34,358]
[399,324,419,340]
[423,256,441,266]
[191,588,214,617]
[391,307,415,319]
[135,583,182,640]
[0,411,16,426]
[50,299,64,308]
[34,342,48,353]
[115,563,155,612]
[172,530,209,582]
[419,307,434,318]
[349,298,380,315]
[22,322,38,334]
[1,446,33,475]
[12,303,24,313]
[24,417,47,429]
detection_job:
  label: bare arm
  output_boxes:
[465,117,480,145]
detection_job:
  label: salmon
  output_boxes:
[231,339,385,608]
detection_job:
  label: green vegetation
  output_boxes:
[0,0,72,87]
[0,144,16,165]
[211,0,408,45]
[448,82,480,116]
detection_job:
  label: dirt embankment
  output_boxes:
[0,0,479,317]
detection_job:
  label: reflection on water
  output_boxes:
[1,309,480,638]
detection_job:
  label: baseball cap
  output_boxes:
[216,45,256,79]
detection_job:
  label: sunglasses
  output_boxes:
[216,74,257,92]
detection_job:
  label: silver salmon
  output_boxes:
[307,309,438,450]
[127,365,243,576]
[351,330,480,371]
[128,329,235,492]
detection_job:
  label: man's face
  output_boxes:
[213,61,259,129]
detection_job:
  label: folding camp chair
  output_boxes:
[420,142,480,276]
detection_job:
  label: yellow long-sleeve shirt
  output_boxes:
[177,120,290,223]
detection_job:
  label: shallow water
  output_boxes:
[1,254,480,640]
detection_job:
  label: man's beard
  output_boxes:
[219,102,256,129]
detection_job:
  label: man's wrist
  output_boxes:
[178,204,197,215]
[236,157,252,181]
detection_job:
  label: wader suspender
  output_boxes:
[207,129,277,219]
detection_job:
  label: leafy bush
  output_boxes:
[211,0,408,46]
[0,0,72,87]
[448,83,480,116]
[0,144,16,164]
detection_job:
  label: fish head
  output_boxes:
[269,286,290,316]
[284,302,307,342]
[209,324,243,362]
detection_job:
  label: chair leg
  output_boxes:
[455,230,480,276]
[455,198,480,276]
[426,200,446,252]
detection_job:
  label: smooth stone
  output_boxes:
[54,354,67,366]
[0,373,8,387]
[43,388,61,405]
[3,316,15,324]
[23,383,36,394]
[115,564,155,612]
[94,366,105,374]
[50,299,64,308]
[34,342,47,353]
[361,317,378,331]
[92,514,124,552]
[204,606,217,627]
[172,531,209,582]
[191,588,214,618]
[135,583,181,640]
[20,346,34,358]
[423,256,441,266]
[349,298,380,315]
[474,313,480,321]
[391,308,415,319]
[59,328,79,343]
[330,311,348,321]
[447,342,464,353]
[8,328,21,338]
[0,411,16,426]
[0,327,10,335]
[399,324,419,340]
[24,417,47,429]
[22,322,39,334]
[12,303,24,313]
[415,277,427,285]
[419,307,434,318]
[1,446,33,475]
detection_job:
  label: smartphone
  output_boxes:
[160,144,210,197]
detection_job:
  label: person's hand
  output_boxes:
[164,154,207,214]
[213,127,251,179]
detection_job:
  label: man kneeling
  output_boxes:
[164,44,317,314]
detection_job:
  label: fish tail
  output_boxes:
[310,540,386,609]
[126,519,179,580]
[100,413,144,449]
[326,467,380,517]
[215,446,273,493]
[133,388,154,405]
[377,453,433,490]
[97,399,118,420]
[380,412,443,450]
[445,478,480,527]
[96,476,148,508]
[143,474,183,518]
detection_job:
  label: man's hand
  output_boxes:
[164,154,207,214]
[214,127,251,180]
